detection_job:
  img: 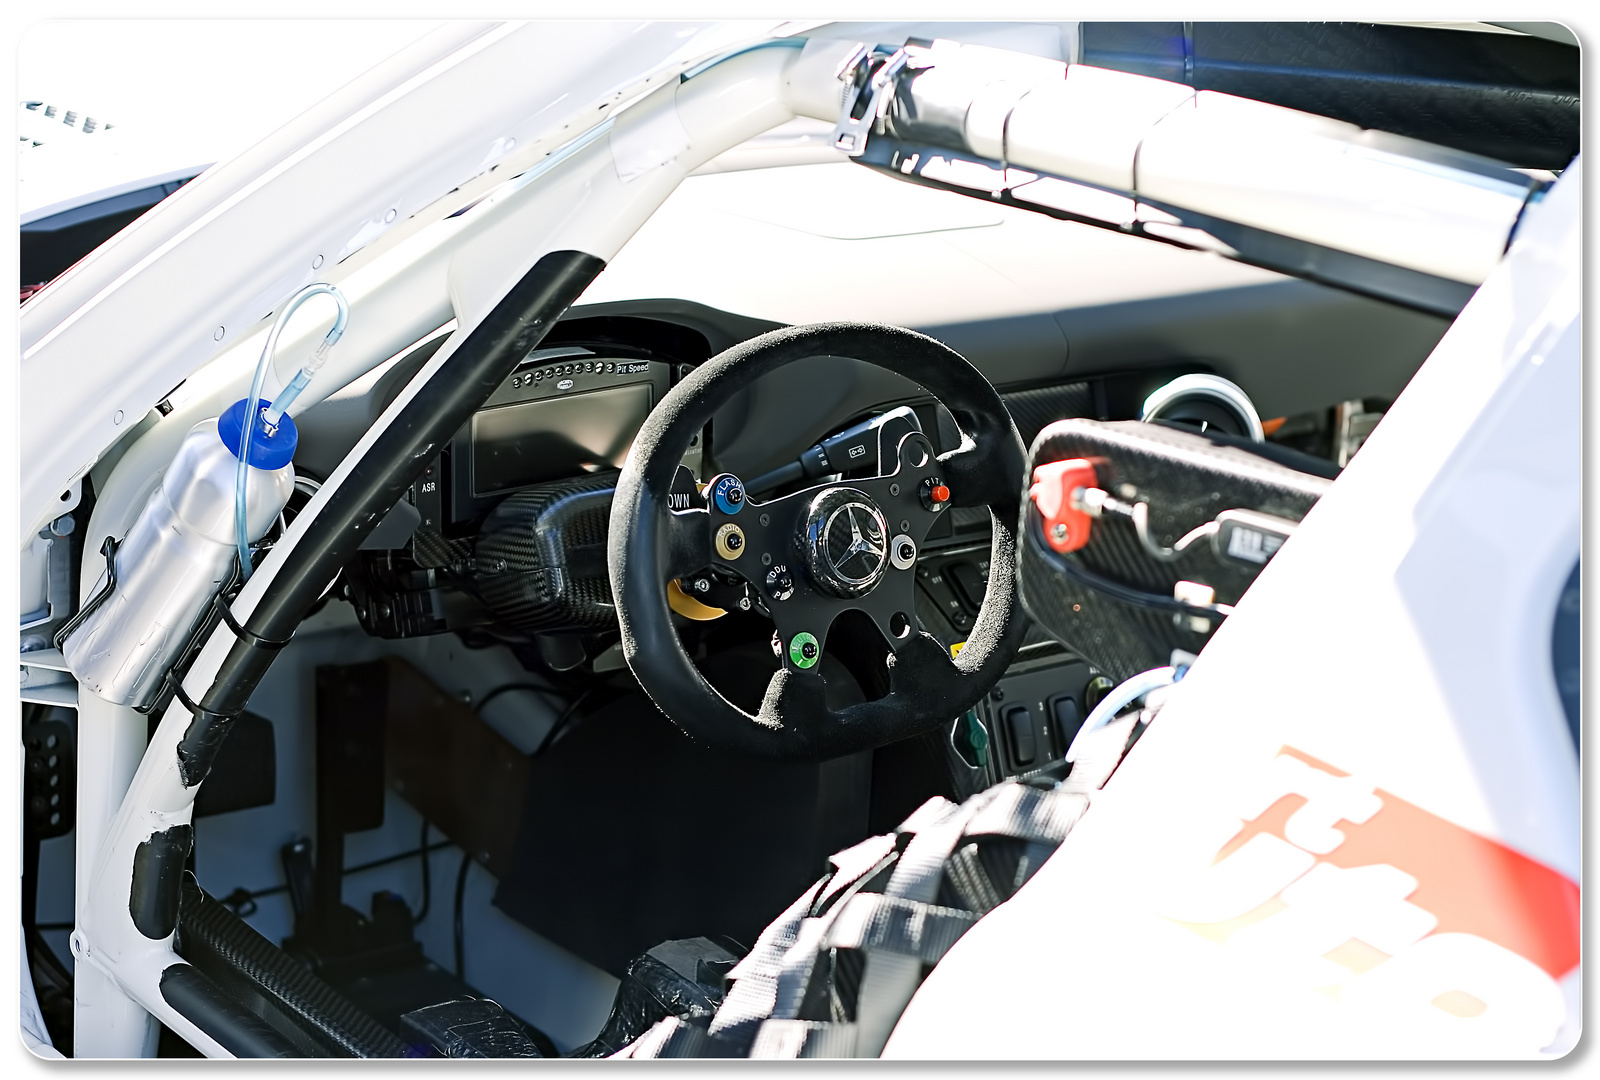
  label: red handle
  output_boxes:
[1029,458,1097,553]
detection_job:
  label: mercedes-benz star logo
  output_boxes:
[798,487,891,599]
[825,503,887,585]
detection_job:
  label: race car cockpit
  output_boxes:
[18,20,1579,1060]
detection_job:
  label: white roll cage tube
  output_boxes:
[58,30,1548,1059]
[831,39,1545,309]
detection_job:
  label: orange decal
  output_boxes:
[1160,750,1577,1051]
[1212,793,1307,865]
[1279,747,1580,979]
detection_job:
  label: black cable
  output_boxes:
[220,888,264,917]
[1028,521,1233,623]
[220,838,456,916]
[475,681,565,716]
[453,852,473,982]
[413,820,432,926]
[221,884,286,913]
[532,687,597,756]
[347,837,454,878]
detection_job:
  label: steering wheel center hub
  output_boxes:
[798,486,890,598]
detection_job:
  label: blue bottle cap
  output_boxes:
[217,398,298,470]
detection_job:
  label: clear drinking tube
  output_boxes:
[1064,665,1179,763]
[235,283,348,580]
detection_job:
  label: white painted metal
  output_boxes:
[17,685,76,709]
[1004,64,1191,192]
[1135,92,1533,285]
[889,161,1580,1060]
[17,23,447,227]
[69,694,162,1057]
[876,42,1538,288]
[805,20,1080,65]
[69,698,237,1059]
[70,967,164,1059]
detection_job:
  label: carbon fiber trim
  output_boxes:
[176,877,408,1058]
[411,531,473,570]
[468,470,621,633]
[1000,382,1097,448]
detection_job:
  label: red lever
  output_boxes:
[1029,458,1097,553]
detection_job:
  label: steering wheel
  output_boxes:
[609,322,1028,759]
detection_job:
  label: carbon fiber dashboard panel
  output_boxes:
[1000,381,1097,448]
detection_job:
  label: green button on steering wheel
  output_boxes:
[789,632,820,669]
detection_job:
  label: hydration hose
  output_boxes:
[1064,663,1183,763]
[236,283,348,580]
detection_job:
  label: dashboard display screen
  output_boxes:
[470,383,653,495]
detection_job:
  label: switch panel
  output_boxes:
[1003,705,1037,766]
[967,657,1097,777]
[1049,695,1082,754]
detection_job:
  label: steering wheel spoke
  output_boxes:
[660,507,713,582]
[863,571,923,654]
[698,478,808,592]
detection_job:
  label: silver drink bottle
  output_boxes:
[62,400,297,708]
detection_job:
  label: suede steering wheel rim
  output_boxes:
[608,322,1028,759]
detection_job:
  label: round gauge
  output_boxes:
[1140,373,1265,442]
